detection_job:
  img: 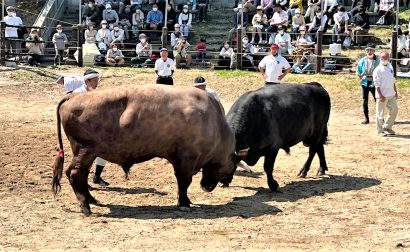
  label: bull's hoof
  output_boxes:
[298,172,307,178]
[178,206,192,212]
[267,179,279,192]
[317,167,327,176]
[80,204,91,216]
[218,182,230,188]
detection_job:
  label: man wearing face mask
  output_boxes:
[110,23,125,47]
[52,25,68,66]
[178,5,193,38]
[146,4,164,40]
[258,44,291,85]
[308,8,328,40]
[230,35,256,69]
[132,8,145,38]
[266,4,289,44]
[3,6,23,59]
[131,33,153,66]
[119,5,133,40]
[96,20,113,47]
[83,1,100,25]
[356,44,379,124]
[372,52,399,136]
[351,5,369,46]
[171,24,183,48]
[274,25,292,54]
[105,42,125,66]
[103,4,119,27]
[332,6,349,44]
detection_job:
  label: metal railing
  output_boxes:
[33,0,67,40]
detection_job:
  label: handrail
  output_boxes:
[33,0,67,42]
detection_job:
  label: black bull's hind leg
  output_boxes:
[264,149,279,192]
[316,144,328,176]
[298,145,317,178]
[66,149,97,216]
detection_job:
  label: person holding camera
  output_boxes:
[356,44,380,124]
[25,28,44,66]
[173,37,192,68]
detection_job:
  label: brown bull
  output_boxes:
[52,85,247,216]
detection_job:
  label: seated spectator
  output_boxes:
[195,38,207,62]
[351,6,369,46]
[132,8,144,38]
[266,4,289,44]
[230,35,256,69]
[305,0,322,23]
[146,4,164,40]
[295,26,314,46]
[103,4,120,28]
[292,49,316,73]
[242,0,256,16]
[130,0,144,10]
[85,22,97,44]
[131,33,153,65]
[111,23,125,47]
[291,8,305,40]
[178,5,193,38]
[308,8,328,38]
[324,0,338,25]
[105,42,125,66]
[25,28,44,66]
[261,0,274,18]
[166,4,177,31]
[110,0,125,15]
[350,0,371,17]
[332,6,349,43]
[251,6,268,44]
[197,0,207,23]
[94,0,105,23]
[218,42,234,68]
[288,0,303,17]
[119,5,133,40]
[171,24,183,48]
[96,20,113,47]
[173,37,192,67]
[83,1,100,25]
[376,0,394,25]
[275,25,293,54]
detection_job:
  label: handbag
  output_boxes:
[343,36,352,48]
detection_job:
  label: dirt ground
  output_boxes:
[0,66,409,251]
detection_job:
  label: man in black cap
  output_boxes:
[356,44,379,124]
[154,48,176,85]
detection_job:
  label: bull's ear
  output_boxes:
[235,148,249,159]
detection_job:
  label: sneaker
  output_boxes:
[383,128,396,135]
[250,38,255,44]
[377,132,387,137]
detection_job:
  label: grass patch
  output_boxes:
[369,27,392,43]
[397,78,410,88]
[399,8,410,23]
[215,69,257,78]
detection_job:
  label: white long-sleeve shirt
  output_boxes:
[96,28,112,45]
[3,15,23,38]
[220,47,234,58]
[373,63,396,98]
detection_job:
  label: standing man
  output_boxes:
[3,6,23,58]
[72,69,110,186]
[356,44,379,124]
[258,44,291,85]
[52,24,68,66]
[154,48,176,85]
[372,51,399,136]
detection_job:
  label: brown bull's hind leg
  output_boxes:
[66,149,96,216]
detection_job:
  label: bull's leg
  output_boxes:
[66,149,96,216]
[264,150,279,192]
[219,165,237,188]
[298,145,317,178]
[175,170,193,212]
[316,144,328,176]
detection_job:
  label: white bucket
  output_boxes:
[329,43,341,56]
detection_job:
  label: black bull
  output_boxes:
[52,85,247,215]
[221,82,331,191]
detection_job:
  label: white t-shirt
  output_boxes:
[64,76,85,92]
[155,57,176,77]
[259,54,291,83]
[373,63,396,98]
[275,33,291,47]
[206,87,220,102]
[333,12,349,23]
[3,15,23,38]
[73,84,88,93]
[271,10,288,25]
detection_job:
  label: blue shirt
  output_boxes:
[146,10,163,24]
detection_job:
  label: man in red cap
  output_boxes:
[258,44,291,85]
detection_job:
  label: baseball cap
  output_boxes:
[160,48,168,52]
[106,4,112,9]
[270,44,279,49]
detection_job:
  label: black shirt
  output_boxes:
[353,12,370,30]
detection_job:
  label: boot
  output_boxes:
[93,165,110,186]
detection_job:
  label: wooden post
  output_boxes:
[77,26,83,67]
[0,21,6,65]
[391,31,397,77]
[315,30,323,73]
[236,27,243,70]
[162,27,168,49]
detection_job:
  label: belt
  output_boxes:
[265,82,280,85]
[158,75,172,78]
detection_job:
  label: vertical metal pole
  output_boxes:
[1,0,4,20]
[79,0,82,25]
[391,31,398,77]
[315,30,323,73]
[164,0,168,28]
[0,21,5,65]
[162,27,168,48]
[77,26,83,67]
[236,27,242,69]
[396,0,399,33]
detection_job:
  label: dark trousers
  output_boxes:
[27,54,43,66]
[156,76,173,85]
[54,49,64,65]
[362,82,376,120]
[198,5,207,21]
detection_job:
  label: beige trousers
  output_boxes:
[376,96,398,133]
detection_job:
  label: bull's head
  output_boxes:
[200,148,249,192]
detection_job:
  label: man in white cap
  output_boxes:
[96,20,112,47]
[193,76,220,102]
[72,69,110,186]
[155,48,176,85]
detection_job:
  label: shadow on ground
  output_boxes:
[96,175,380,219]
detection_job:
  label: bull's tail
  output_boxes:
[52,96,70,196]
